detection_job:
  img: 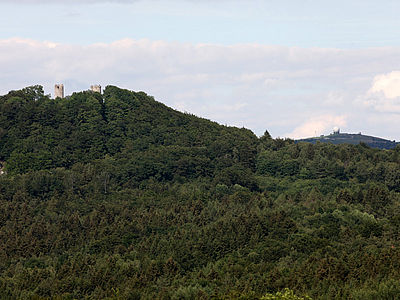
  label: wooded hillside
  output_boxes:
[1,86,400,299]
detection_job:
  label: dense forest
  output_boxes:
[1,85,400,299]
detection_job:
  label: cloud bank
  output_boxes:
[369,71,400,99]
[1,38,400,139]
[286,115,347,139]
[363,71,400,113]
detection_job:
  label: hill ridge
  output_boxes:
[296,131,398,149]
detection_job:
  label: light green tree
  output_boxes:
[261,288,312,300]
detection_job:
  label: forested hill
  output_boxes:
[0,85,258,182]
[2,86,400,299]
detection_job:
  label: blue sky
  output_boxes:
[2,0,400,139]
[3,0,400,47]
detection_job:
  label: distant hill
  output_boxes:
[297,131,399,149]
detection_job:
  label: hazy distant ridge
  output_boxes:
[296,132,398,149]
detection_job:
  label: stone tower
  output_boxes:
[90,85,101,94]
[54,84,64,98]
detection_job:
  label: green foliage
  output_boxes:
[1,86,400,299]
[261,288,311,300]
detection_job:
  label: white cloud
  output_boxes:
[363,94,400,113]
[286,115,347,139]
[323,91,345,106]
[1,38,400,139]
[362,71,400,113]
[369,71,400,99]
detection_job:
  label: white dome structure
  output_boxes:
[333,127,340,134]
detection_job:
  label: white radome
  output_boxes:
[333,126,340,133]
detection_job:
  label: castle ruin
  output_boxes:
[54,84,64,98]
[90,85,101,94]
[54,84,102,98]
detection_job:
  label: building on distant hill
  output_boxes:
[53,84,102,98]
[296,132,398,150]
[54,84,64,98]
[333,127,340,134]
[90,85,101,94]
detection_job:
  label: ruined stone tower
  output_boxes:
[90,85,101,94]
[54,84,64,98]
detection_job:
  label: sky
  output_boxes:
[1,0,400,140]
